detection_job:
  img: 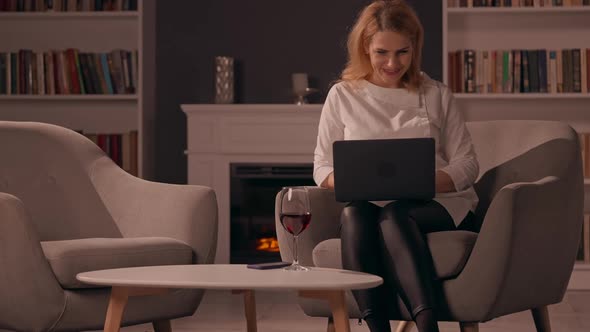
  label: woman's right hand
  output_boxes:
[320,172,335,190]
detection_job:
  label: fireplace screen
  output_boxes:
[230,163,315,264]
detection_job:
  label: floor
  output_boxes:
[120,289,590,332]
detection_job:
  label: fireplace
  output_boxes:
[182,104,322,263]
[230,163,315,264]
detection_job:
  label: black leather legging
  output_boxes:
[340,199,475,321]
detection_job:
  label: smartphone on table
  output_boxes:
[246,261,291,270]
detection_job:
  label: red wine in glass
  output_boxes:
[279,186,311,271]
[280,213,312,236]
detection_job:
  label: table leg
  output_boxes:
[104,287,129,332]
[243,290,257,332]
[232,289,258,332]
[299,290,351,332]
[153,320,172,332]
[396,320,415,332]
[103,287,170,332]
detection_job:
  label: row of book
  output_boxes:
[0,49,137,95]
[0,0,137,11]
[83,131,138,176]
[577,214,590,263]
[580,133,590,179]
[449,0,590,7]
[448,48,590,94]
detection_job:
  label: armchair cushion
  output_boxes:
[313,230,477,280]
[41,237,193,289]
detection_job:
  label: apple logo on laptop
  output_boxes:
[377,161,396,178]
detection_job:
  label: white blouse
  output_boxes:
[313,74,479,226]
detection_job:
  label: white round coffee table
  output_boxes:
[77,264,382,332]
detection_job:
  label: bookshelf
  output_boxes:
[0,94,138,100]
[443,0,590,289]
[447,6,590,13]
[0,11,140,18]
[453,93,590,99]
[0,0,155,179]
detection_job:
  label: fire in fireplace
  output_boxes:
[229,163,315,264]
[256,237,280,252]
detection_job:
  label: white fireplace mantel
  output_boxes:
[181,104,322,264]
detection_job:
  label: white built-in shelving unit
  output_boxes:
[443,0,590,289]
[0,1,155,179]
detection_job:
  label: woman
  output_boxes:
[313,1,479,332]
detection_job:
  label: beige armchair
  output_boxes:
[0,121,218,331]
[276,120,584,332]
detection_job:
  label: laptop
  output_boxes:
[332,137,435,202]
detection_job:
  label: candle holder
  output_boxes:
[291,73,318,105]
[294,88,318,105]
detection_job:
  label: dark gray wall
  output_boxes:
[156,1,442,184]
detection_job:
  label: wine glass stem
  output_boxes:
[293,235,299,265]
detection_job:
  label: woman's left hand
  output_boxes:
[435,170,456,193]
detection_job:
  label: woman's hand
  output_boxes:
[322,171,454,193]
[320,172,335,190]
[436,170,456,193]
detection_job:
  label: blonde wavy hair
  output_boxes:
[341,0,424,91]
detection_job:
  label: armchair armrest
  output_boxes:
[275,186,346,266]
[90,159,218,264]
[0,193,65,330]
[445,176,584,321]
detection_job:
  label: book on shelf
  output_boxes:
[448,0,589,6]
[528,50,540,93]
[549,51,557,93]
[582,49,588,93]
[522,50,530,92]
[556,51,563,92]
[447,48,590,94]
[0,53,6,94]
[577,214,590,263]
[502,50,514,93]
[538,49,548,93]
[0,0,138,12]
[586,215,590,263]
[575,49,583,91]
[563,49,573,92]
[513,50,522,93]
[84,130,138,176]
[465,49,476,93]
[0,49,137,95]
[580,133,590,179]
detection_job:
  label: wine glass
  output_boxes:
[279,186,312,271]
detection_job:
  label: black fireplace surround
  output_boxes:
[229,163,315,264]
